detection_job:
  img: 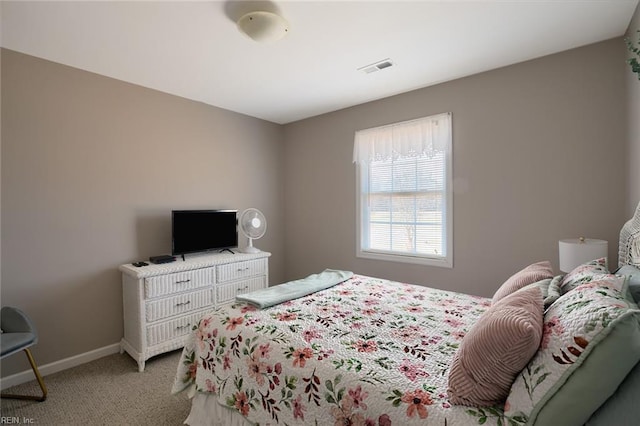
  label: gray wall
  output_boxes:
[1,33,635,379]
[628,4,640,215]
[283,38,628,297]
[1,49,285,376]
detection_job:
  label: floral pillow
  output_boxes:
[559,257,609,294]
[504,278,640,425]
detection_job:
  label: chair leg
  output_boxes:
[1,348,48,402]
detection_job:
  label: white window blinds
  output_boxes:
[354,113,453,267]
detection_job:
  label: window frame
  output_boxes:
[355,115,453,268]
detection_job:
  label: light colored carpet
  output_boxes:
[0,350,191,425]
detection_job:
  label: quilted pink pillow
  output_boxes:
[448,285,544,407]
[492,261,553,304]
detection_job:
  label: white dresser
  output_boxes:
[119,251,270,371]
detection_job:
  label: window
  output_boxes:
[354,113,452,267]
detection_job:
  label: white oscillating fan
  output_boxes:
[239,208,267,254]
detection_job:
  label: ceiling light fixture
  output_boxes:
[237,11,289,43]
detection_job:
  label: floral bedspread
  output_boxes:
[172,274,506,425]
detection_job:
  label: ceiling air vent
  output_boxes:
[358,58,394,74]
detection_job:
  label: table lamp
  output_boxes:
[558,237,608,273]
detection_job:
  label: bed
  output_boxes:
[172,204,640,426]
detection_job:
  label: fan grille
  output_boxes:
[240,208,267,239]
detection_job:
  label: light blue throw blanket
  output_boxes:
[236,269,353,309]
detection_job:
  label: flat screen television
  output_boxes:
[171,210,238,257]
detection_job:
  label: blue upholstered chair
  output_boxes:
[1,307,47,401]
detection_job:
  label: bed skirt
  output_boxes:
[185,392,249,426]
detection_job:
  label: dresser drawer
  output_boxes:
[216,276,265,305]
[216,259,266,283]
[144,268,214,298]
[145,288,213,322]
[146,311,205,347]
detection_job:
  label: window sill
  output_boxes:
[357,249,453,268]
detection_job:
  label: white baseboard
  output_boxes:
[1,342,121,390]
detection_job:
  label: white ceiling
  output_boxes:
[1,1,638,124]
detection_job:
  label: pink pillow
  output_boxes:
[492,261,553,304]
[448,285,544,407]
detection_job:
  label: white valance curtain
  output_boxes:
[353,112,451,164]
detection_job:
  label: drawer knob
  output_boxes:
[176,323,191,330]
[175,301,191,307]
[237,267,250,272]
[175,279,191,284]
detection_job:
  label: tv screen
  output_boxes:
[172,210,238,256]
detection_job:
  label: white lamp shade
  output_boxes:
[558,238,608,273]
[237,11,289,43]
